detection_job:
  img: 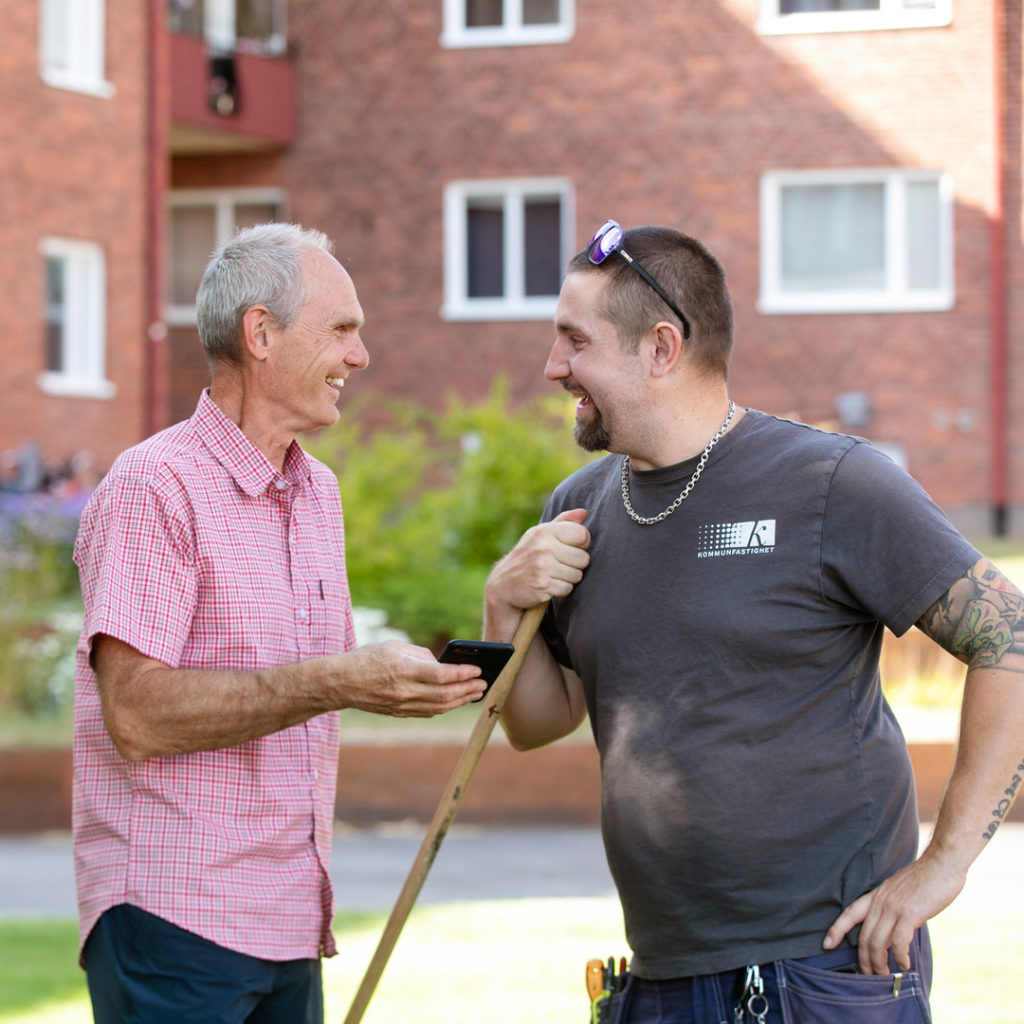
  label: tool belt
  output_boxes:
[586,957,634,1024]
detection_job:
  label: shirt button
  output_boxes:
[296,608,308,622]
[275,479,288,491]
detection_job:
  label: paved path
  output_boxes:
[1,822,1020,921]
[0,825,616,920]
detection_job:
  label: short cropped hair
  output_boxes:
[195,223,334,367]
[568,226,734,378]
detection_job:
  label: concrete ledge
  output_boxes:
[1,741,1018,834]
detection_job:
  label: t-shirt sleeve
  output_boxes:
[820,441,981,636]
[75,473,198,666]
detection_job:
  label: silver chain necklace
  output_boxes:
[620,401,736,525]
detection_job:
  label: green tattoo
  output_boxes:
[918,561,1024,671]
[955,600,1014,666]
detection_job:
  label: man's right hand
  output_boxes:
[485,508,590,617]
[482,508,591,750]
[330,641,486,718]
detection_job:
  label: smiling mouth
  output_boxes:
[326,376,345,389]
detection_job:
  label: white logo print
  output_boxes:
[697,520,776,559]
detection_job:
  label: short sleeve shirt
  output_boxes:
[540,410,979,977]
[73,390,356,961]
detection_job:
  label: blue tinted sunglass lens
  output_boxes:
[590,222,622,263]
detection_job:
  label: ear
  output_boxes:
[241,305,274,362]
[645,321,685,378]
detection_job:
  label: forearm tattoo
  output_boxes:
[916,560,1024,670]
[916,560,1024,841]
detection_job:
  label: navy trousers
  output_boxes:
[84,904,323,1024]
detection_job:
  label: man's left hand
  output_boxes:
[823,854,965,974]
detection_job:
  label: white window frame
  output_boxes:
[758,168,955,314]
[758,0,952,35]
[443,177,574,321]
[38,237,115,399]
[440,0,575,48]
[38,0,115,98]
[165,187,287,325]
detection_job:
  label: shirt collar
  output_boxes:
[192,389,312,497]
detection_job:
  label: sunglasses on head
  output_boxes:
[587,219,691,339]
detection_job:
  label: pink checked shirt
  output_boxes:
[72,390,355,962]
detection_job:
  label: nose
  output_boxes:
[544,338,570,383]
[346,332,370,371]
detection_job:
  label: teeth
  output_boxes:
[326,377,345,387]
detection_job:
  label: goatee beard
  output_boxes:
[574,417,610,453]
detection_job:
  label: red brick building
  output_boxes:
[1,0,1020,537]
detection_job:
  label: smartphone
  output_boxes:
[438,639,515,702]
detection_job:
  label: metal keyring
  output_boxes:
[747,991,769,1023]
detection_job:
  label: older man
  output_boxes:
[73,224,485,1023]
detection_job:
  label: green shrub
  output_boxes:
[0,493,84,718]
[307,379,592,648]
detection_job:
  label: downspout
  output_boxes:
[145,0,170,439]
[990,1,1008,536]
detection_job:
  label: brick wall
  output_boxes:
[1,1,1018,534]
[273,0,1012,533]
[0,0,151,477]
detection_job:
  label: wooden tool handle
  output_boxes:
[342,602,550,1024]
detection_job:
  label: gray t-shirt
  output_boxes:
[540,410,979,978]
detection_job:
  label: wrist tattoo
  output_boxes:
[982,759,1024,841]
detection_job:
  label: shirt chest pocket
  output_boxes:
[303,577,350,658]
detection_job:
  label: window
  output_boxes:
[759,169,954,314]
[758,0,951,34]
[38,238,114,399]
[443,179,573,320]
[441,0,574,47]
[166,189,286,324]
[39,0,115,97]
[168,0,288,56]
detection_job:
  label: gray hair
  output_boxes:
[195,223,335,366]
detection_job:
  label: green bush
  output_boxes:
[307,379,592,648]
[0,493,83,718]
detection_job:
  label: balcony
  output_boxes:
[168,30,296,154]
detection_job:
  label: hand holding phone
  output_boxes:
[438,639,515,702]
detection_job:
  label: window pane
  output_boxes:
[45,257,65,372]
[906,180,940,289]
[235,202,280,230]
[466,0,503,27]
[781,183,885,291]
[524,199,561,296]
[780,0,878,12]
[523,0,560,25]
[236,0,277,39]
[169,206,217,306]
[467,202,505,298]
